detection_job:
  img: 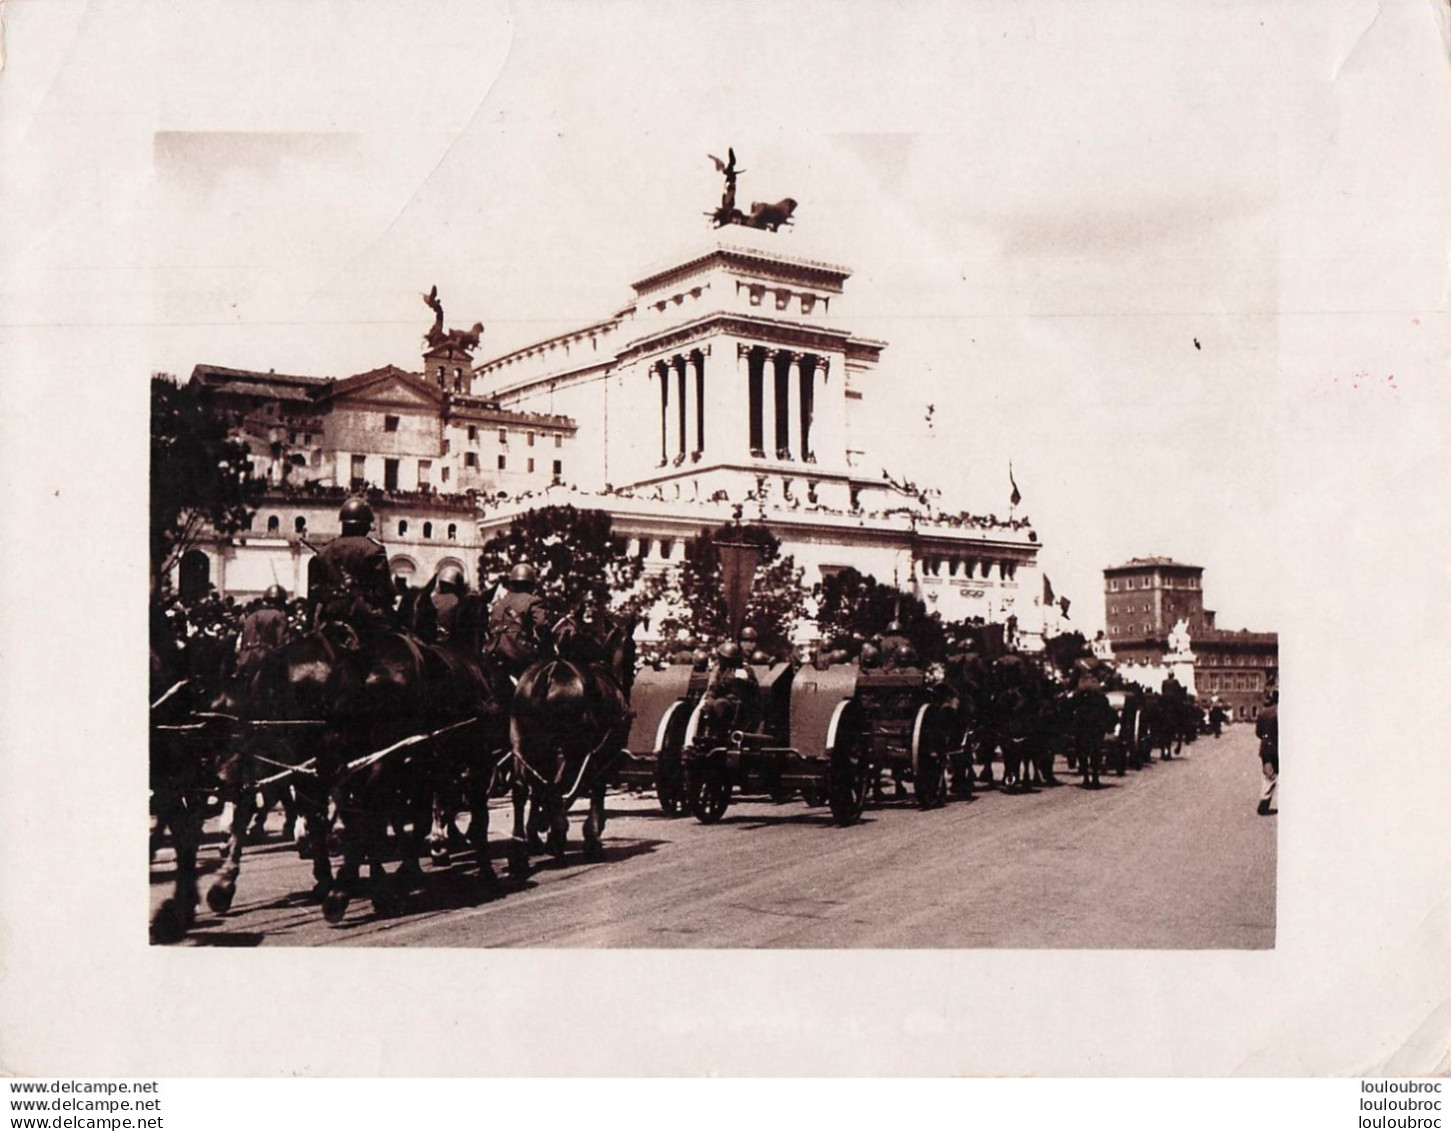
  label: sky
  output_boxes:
[3,0,1448,636]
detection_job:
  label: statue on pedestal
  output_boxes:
[1167,618,1193,657]
[421,285,485,354]
[707,148,799,232]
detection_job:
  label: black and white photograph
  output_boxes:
[4,0,1451,1083]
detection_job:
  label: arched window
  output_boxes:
[422,522,433,540]
[266,515,280,534]
[294,515,306,533]
[398,520,408,536]
[447,523,457,540]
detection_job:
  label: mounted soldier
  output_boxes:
[430,564,467,644]
[235,584,291,678]
[310,498,395,634]
[488,562,552,677]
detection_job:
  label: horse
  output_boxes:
[149,640,222,943]
[1069,681,1116,788]
[505,613,636,879]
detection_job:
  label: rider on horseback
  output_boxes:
[235,584,291,678]
[430,564,467,643]
[488,562,552,677]
[310,498,396,636]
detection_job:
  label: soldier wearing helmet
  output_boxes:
[880,620,911,666]
[430,564,467,643]
[311,498,395,630]
[487,561,552,675]
[858,642,883,670]
[701,638,760,736]
[235,584,291,677]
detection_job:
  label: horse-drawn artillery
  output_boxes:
[678,658,954,826]
[613,660,708,815]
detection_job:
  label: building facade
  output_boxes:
[174,360,577,602]
[1103,556,1277,720]
[470,225,1043,635]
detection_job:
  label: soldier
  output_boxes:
[880,620,911,665]
[488,562,552,675]
[430,564,466,643]
[311,498,395,631]
[700,640,760,736]
[235,584,290,677]
[1255,690,1278,815]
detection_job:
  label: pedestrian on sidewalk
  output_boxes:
[1255,690,1278,815]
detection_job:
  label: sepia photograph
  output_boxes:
[4,0,1450,1081]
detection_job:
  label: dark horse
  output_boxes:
[206,596,508,925]
[149,640,221,943]
[506,613,636,879]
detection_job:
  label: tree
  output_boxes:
[653,522,807,659]
[813,566,950,662]
[476,505,658,619]
[150,374,260,595]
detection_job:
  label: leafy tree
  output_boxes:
[653,522,806,659]
[477,505,656,620]
[150,374,260,595]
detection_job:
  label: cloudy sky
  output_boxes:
[5,0,1448,636]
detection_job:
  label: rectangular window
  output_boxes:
[417,459,431,486]
[527,458,535,473]
[441,466,450,483]
[498,429,507,444]
[468,426,477,442]
[351,454,367,488]
[384,458,399,491]
[384,415,400,433]
[442,439,451,454]
[497,454,506,471]
[527,431,536,447]
[554,434,562,449]
[465,452,478,468]
[552,459,562,476]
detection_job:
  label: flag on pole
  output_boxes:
[1058,596,1071,619]
[1009,462,1022,507]
[1043,575,1055,606]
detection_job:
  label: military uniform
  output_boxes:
[430,590,461,642]
[235,605,289,675]
[313,534,395,627]
[488,588,551,671]
[1255,700,1278,814]
[701,657,760,736]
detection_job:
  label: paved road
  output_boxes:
[151,726,1275,948]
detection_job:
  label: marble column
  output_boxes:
[657,362,669,464]
[675,356,688,459]
[692,350,706,455]
[784,352,801,461]
[761,349,777,459]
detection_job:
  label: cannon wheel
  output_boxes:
[654,700,692,817]
[689,753,732,823]
[826,701,869,826]
[911,703,947,810]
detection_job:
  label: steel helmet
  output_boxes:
[750,649,772,665]
[859,643,882,669]
[716,640,745,666]
[339,497,373,531]
[437,565,465,593]
[263,584,286,608]
[739,626,759,643]
[692,648,711,671]
[507,562,537,587]
[894,642,919,667]
[886,620,904,634]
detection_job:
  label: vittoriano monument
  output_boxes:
[707,147,798,232]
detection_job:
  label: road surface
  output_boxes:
[151,726,1275,948]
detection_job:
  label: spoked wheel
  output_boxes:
[911,703,948,809]
[689,755,732,823]
[827,702,869,826]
